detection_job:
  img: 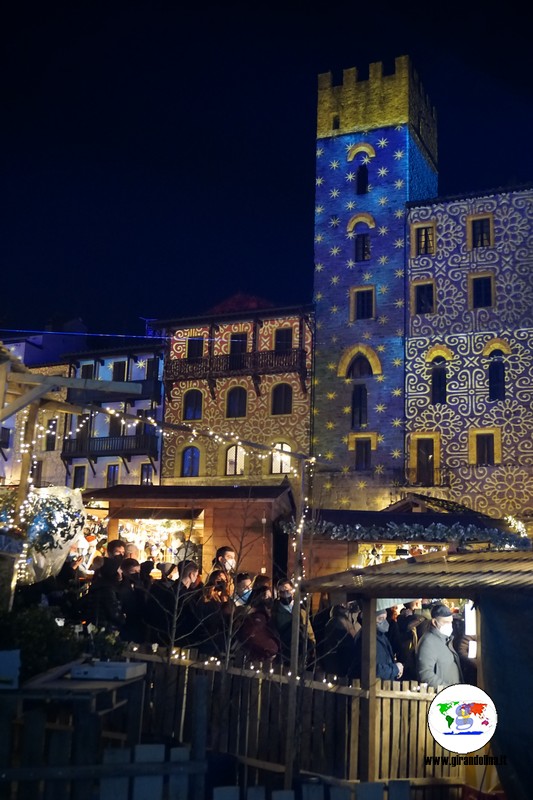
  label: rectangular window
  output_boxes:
[45,419,57,451]
[187,337,204,360]
[352,384,368,427]
[416,438,435,486]
[109,413,123,438]
[414,282,435,314]
[77,413,91,441]
[229,333,247,369]
[471,275,494,309]
[137,409,155,435]
[476,434,495,466]
[112,361,127,382]
[73,465,86,489]
[274,328,293,353]
[80,363,94,380]
[468,427,501,465]
[0,427,11,449]
[415,225,435,255]
[471,217,492,248]
[354,439,371,470]
[351,287,375,320]
[140,463,153,485]
[106,464,119,488]
[355,233,371,262]
[145,357,159,379]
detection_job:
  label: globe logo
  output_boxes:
[427,683,497,754]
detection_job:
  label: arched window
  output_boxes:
[431,357,447,405]
[226,387,247,418]
[183,389,203,420]
[347,355,373,378]
[271,442,291,474]
[352,385,368,428]
[181,446,200,477]
[488,350,505,401]
[356,164,368,195]
[226,444,245,476]
[271,383,293,415]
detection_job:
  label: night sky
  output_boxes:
[2,2,532,340]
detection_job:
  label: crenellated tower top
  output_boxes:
[317,54,437,168]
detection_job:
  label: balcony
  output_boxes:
[62,433,159,461]
[164,349,307,382]
[66,379,162,406]
[405,468,450,487]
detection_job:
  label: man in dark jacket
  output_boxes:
[352,608,404,681]
[417,603,463,689]
[271,579,316,667]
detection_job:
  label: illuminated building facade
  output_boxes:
[151,296,314,572]
[60,344,165,494]
[406,187,533,521]
[311,55,533,531]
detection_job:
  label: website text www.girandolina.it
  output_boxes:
[425,755,507,768]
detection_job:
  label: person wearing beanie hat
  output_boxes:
[350,608,404,681]
[157,562,178,580]
[431,603,452,619]
[417,601,463,689]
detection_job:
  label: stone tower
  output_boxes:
[312,55,438,510]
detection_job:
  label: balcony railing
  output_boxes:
[66,379,162,406]
[405,468,450,487]
[62,434,158,460]
[164,349,307,381]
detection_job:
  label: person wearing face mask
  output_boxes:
[234,572,253,606]
[118,558,148,644]
[271,579,316,667]
[192,570,232,656]
[351,607,403,681]
[375,609,404,681]
[416,603,463,689]
[236,586,280,663]
[210,546,237,597]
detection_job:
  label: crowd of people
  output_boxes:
[314,596,476,687]
[22,542,317,667]
[17,540,476,685]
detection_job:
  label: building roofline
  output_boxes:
[406,182,533,209]
[148,303,315,330]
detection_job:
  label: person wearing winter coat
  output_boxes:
[143,562,180,646]
[237,586,280,663]
[416,603,463,689]
[82,557,125,633]
[352,608,404,681]
[320,604,360,677]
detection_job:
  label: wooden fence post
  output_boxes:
[359,597,378,782]
[191,672,208,800]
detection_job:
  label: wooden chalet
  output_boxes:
[288,497,524,579]
[300,549,533,799]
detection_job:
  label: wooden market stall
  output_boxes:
[300,548,533,798]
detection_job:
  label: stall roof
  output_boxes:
[301,550,533,599]
[83,482,293,504]
[307,506,512,533]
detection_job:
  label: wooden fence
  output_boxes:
[0,668,208,800]
[135,652,466,798]
[0,652,467,800]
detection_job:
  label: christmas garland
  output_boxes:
[280,518,531,551]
